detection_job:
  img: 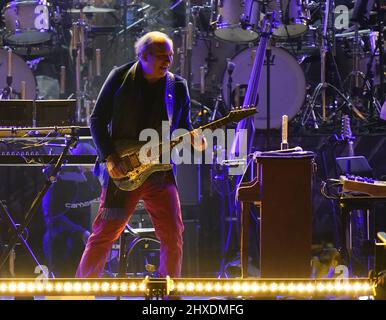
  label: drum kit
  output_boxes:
[179,0,385,130]
[0,0,156,122]
[0,0,384,128]
[175,0,314,129]
[0,1,109,104]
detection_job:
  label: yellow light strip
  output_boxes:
[0,279,147,296]
[0,278,375,298]
[171,278,375,297]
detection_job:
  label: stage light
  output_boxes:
[0,278,375,298]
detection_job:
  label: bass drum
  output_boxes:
[222,46,306,129]
[172,32,240,97]
[0,48,36,99]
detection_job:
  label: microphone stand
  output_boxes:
[122,0,128,49]
[227,59,234,110]
[376,0,385,102]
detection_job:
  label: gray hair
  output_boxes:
[134,31,173,58]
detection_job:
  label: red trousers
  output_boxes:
[75,172,184,278]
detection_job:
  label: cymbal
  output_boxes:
[67,5,116,14]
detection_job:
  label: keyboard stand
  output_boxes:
[338,196,386,277]
[0,135,79,271]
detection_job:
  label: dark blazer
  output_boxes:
[90,61,193,162]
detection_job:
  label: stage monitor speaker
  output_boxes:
[175,164,201,206]
[35,99,76,126]
[182,218,200,277]
[0,100,33,127]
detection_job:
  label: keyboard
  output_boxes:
[340,175,386,197]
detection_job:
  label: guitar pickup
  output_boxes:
[120,154,140,173]
[129,154,141,168]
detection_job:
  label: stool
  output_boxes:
[117,224,160,277]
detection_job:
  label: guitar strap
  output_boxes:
[165,71,175,127]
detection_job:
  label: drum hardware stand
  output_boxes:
[361,46,383,119]
[175,28,187,81]
[71,5,90,124]
[343,24,382,122]
[0,134,79,272]
[265,38,272,150]
[186,22,194,89]
[210,94,225,122]
[115,3,160,62]
[375,0,385,103]
[301,0,366,130]
[226,58,235,110]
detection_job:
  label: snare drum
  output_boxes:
[214,0,260,43]
[268,0,310,39]
[2,1,54,48]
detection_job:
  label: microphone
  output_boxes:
[191,99,205,106]
[266,146,303,153]
[60,66,66,95]
[71,25,78,51]
[95,48,101,76]
[20,81,26,99]
[186,22,193,51]
[137,4,150,12]
[80,25,85,64]
[7,48,12,77]
[281,115,288,150]
[227,59,235,75]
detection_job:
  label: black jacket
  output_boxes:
[90,61,193,162]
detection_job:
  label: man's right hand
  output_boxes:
[106,153,127,179]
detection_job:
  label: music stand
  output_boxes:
[35,100,77,126]
[336,155,373,177]
[0,100,34,127]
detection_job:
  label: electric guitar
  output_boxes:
[111,107,257,191]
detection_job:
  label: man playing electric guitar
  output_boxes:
[76,31,206,278]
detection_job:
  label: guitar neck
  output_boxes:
[168,117,231,149]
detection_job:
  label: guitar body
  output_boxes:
[110,107,257,191]
[112,139,172,192]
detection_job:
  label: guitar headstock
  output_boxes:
[227,106,257,122]
[341,114,353,141]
